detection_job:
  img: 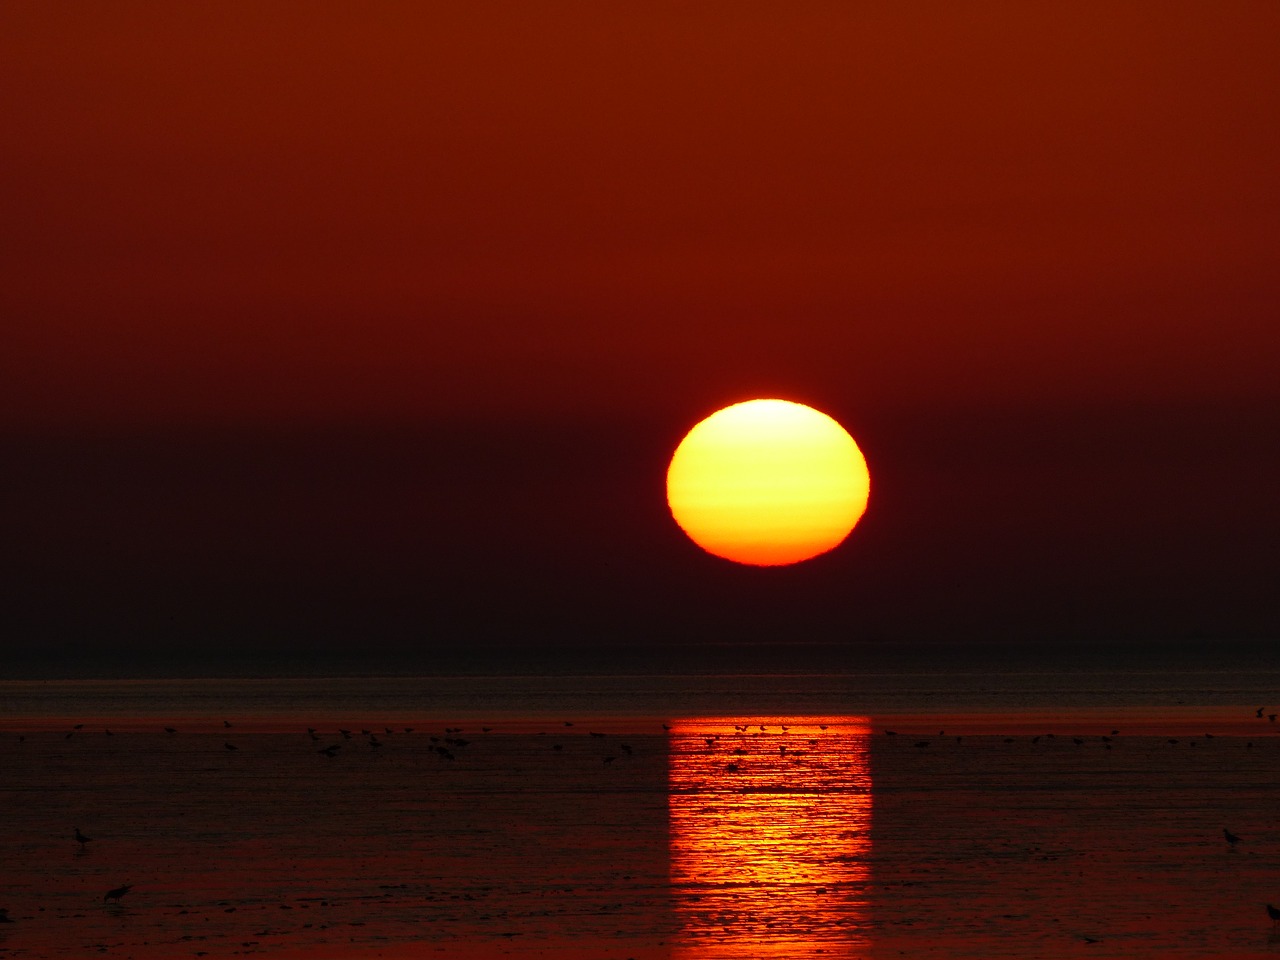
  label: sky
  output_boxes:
[3,3,1278,673]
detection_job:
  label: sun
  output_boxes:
[666,399,870,566]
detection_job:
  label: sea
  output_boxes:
[2,640,1279,959]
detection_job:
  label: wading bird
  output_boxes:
[1224,828,1242,847]
[74,828,92,848]
[1267,903,1280,927]
[104,884,132,903]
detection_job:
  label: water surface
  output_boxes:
[2,674,1279,958]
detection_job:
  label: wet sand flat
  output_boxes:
[1,707,1278,959]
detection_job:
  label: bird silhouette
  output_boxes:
[104,884,132,903]
[1267,903,1280,926]
[0,907,12,923]
[74,828,92,847]
[318,745,340,757]
[1223,828,1242,847]
[224,742,237,751]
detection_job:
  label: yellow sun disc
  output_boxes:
[666,399,870,566]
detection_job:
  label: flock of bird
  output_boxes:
[36,716,639,917]
[6,704,1278,935]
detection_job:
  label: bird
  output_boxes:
[104,884,132,903]
[164,727,177,734]
[1267,903,1280,927]
[318,745,340,757]
[224,742,237,751]
[74,828,92,848]
[0,907,12,923]
[1224,828,1242,847]
[1256,707,1265,718]
[223,720,233,728]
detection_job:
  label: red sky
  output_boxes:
[3,3,1278,668]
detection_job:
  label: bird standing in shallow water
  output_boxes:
[1223,828,1242,848]
[74,828,92,848]
[1267,903,1280,927]
[104,884,131,903]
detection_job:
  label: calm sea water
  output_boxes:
[2,665,1279,959]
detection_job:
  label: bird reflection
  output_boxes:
[667,717,872,958]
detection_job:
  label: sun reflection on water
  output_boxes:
[668,717,873,957]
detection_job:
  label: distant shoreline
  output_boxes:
[6,636,1278,681]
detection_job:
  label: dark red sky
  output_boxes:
[3,4,1278,671]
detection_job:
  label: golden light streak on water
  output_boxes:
[667,716,873,958]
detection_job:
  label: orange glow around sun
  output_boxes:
[666,399,870,566]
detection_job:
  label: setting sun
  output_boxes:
[666,399,870,566]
